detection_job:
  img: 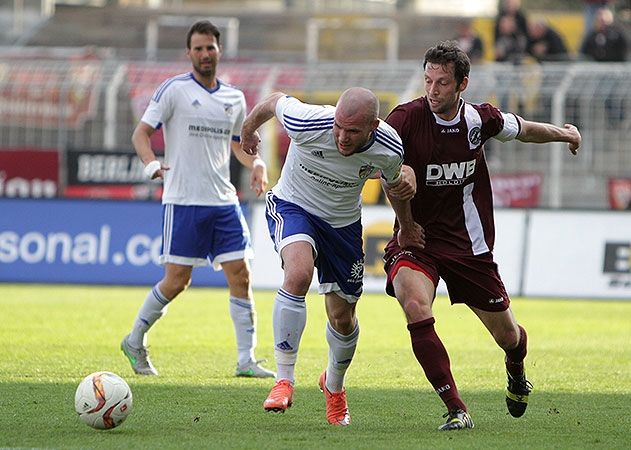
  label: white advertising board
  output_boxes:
[523,210,631,298]
[251,204,286,290]
[489,209,527,296]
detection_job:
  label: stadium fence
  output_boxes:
[1,54,630,208]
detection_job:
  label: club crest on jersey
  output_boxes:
[224,103,233,116]
[468,126,482,147]
[358,163,375,179]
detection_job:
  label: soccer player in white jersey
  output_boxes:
[240,88,417,425]
[121,20,274,379]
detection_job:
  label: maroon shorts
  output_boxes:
[384,241,510,312]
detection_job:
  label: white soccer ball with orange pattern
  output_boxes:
[74,371,133,429]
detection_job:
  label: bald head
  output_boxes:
[336,87,379,124]
[595,8,614,30]
[333,87,380,156]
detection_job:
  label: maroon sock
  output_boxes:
[505,325,528,378]
[408,318,467,412]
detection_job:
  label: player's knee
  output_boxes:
[496,327,520,350]
[228,262,251,291]
[282,267,313,295]
[399,295,432,322]
[327,310,355,335]
[161,277,190,298]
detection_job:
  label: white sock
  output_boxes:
[129,284,169,348]
[325,321,359,393]
[229,296,257,367]
[273,288,306,383]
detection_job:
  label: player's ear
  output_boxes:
[458,76,469,93]
[371,118,380,131]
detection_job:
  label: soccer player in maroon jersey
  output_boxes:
[383,41,581,431]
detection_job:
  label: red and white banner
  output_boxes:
[0,62,101,129]
[0,148,59,198]
[607,178,631,210]
[64,185,162,201]
[491,172,543,208]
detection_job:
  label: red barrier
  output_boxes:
[491,172,543,208]
[608,178,631,210]
[0,148,59,198]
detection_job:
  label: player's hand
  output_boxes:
[250,161,268,197]
[388,165,416,201]
[565,124,581,156]
[241,129,261,156]
[144,160,170,180]
[153,164,170,179]
[397,222,425,250]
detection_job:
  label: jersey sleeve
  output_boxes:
[494,112,521,142]
[477,103,521,143]
[275,95,334,144]
[375,122,404,185]
[140,80,175,129]
[381,156,403,186]
[232,93,247,142]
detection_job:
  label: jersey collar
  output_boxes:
[432,98,464,126]
[190,72,222,94]
[355,129,377,154]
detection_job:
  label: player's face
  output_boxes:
[424,62,467,120]
[333,113,377,157]
[187,33,221,79]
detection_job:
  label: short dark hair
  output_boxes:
[423,41,470,87]
[186,20,221,49]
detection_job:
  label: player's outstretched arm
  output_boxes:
[516,118,581,156]
[241,92,286,155]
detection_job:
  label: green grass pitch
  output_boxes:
[1,284,630,449]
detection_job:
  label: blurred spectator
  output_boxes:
[580,7,628,61]
[453,19,484,64]
[583,0,614,39]
[494,0,528,42]
[526,17,570,62]
[495,14,528,63]
[581,8,628,124]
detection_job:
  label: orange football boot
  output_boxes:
[263,379,294,413]
[318,371,351,426]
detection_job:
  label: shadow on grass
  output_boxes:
[0,382,627,450]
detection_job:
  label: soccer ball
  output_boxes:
[74,371,133,430]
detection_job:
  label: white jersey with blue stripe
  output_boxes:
[141,73,246,206]
[272,95,404,227]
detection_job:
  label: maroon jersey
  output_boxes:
[386,96,520,255]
